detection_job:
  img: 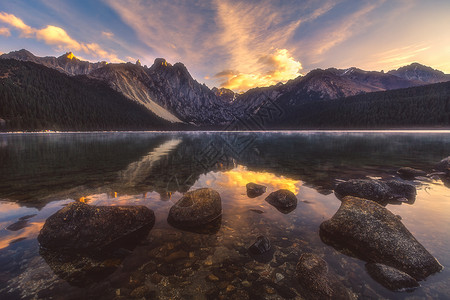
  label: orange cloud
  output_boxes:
[215,49,302,91]
[0,27,10,37]
[0,12,123,63]
[36,25,82,50]
[0,12,34,37]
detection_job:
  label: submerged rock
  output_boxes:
[249,236,271,254]
[366,263,419,291]
[265,189,297,213]
[334,179,416,205]
[246,182,267,198]
[296,253,354,300]
[320,196,442,280]
[38,202,155,251]
[248,236,274,263]
[167,188,222,228]
[397,167,427,180]
[436,156,450,175]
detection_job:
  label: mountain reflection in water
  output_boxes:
[0,132,449,299]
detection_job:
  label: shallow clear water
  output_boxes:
[0,131,449,299]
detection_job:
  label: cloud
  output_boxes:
[36,25,82,50]
[0,27,10,37]
[215,49,302,91]
[102,31,114,38]
[0,12,34,37]
[105,0,334,91]
[0,11,123,62]
[298,2,383,64]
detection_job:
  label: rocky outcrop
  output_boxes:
[38,202,155,251]
[334,179,416,205]
[167,188,222,228]
[246,182,267,198]
[320,196,442,280]
[265,189,297,213]
[366,263,419,291]
[397,167,427,179]
[296,253,354,300]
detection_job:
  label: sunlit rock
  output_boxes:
[296,253,354,300]
[366,263,419,291]
[167,188,222,229]
[334,179,416,205]
[265,189,297,213]
[246,182,267,198]
[38,202,155,251]
[320,196,442,280]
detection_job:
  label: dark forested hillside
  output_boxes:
[0,59,175,131]
[270,81,450,129]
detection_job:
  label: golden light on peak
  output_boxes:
[66,52,75,60]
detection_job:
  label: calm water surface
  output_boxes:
[0,131,449,299]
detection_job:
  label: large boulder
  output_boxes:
[246,182,267,198]
[167,188,222,228]
[334,179,416,205]
[296,253,354,300]
[320,196,442,280]
[366,263,419,291]
[436,156,450,175]
[265,189,297,213]
[38,202,155,251]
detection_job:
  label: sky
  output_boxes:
[0,0,449,92]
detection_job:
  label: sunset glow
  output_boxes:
[0,0,449,91]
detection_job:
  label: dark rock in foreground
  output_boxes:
[334,179,416,205]
[167,188,222,228]
[366,263,419,291]
[246,182,267,198]
[320,196,442,280]
[249,236,271,255]
[397,167,427,180]
[38,202,155,251]
[265,189,297,213]
[248,236,274,263]
[296,253,354,300]
[436,156,450,175]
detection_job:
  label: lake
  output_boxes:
[0,131,449,299]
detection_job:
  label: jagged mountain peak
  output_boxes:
[152,58,170,68]
[388,62,450,84]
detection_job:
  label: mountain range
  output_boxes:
[1,49,450,130]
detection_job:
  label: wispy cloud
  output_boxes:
[297,1,384,64]
[105,0,335,91]
[0,12,34,37]
[102,31,114,39]
[374,44,431,68]
[0,11,123,62]
[0,27,10,37]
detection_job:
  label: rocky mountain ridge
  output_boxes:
[2,49,450,126]
[0,49,107,76]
